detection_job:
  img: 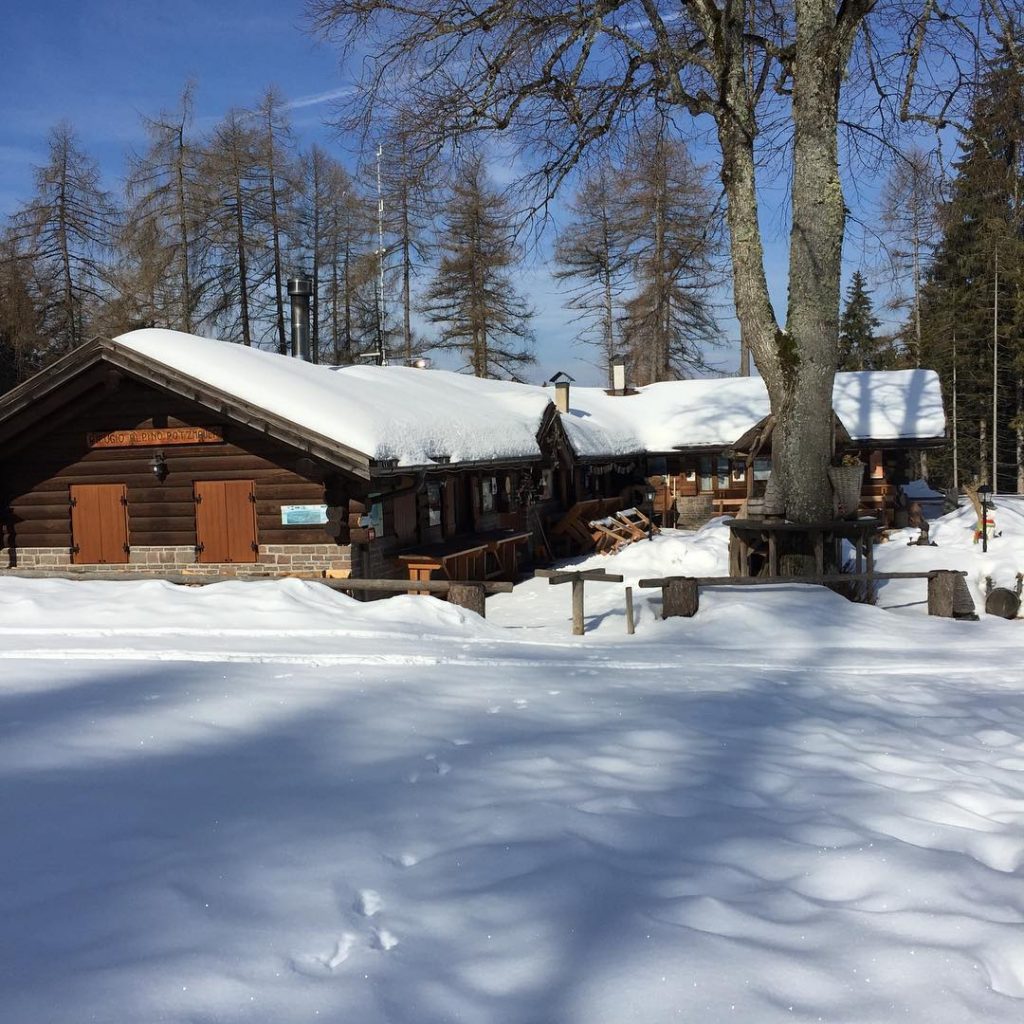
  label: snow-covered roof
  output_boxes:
[107,331,945,468]
[113,330,551,468]
[565,369,946,452]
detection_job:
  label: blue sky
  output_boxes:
[0,0,870,386]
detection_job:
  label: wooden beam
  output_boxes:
[0,571,513,594]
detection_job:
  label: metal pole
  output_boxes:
[982,492,989,554]
[952,332,958,490]
[993,250,999,493]
[375,143,389,367]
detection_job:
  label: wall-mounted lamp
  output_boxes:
[149,451,169,482]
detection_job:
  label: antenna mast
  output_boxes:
[375,143,389,366]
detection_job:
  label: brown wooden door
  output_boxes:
[194,480,258,563]
[70,484,129,564]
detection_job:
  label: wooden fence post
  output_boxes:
[625,586,635,635]
[572,578,585,636]
[447,583,487,617]
[663,578,699,618]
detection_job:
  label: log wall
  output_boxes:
[0,375,351,568]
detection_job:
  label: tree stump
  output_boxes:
[985,588,1020,619]
[928,571,977,620]
[448,583,486,618]
[663,578,699,618]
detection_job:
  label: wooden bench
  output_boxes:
[588,507,658,554]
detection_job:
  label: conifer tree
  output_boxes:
[421,156,533,378]
[919,36,1024,491]
[618,127,720,384]
[12,122,116,354]
[553,169,631,385]
[124,83,212,334]
[839,271,889,370]
[205,110,264,345]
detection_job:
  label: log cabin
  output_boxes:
[0,327,946,585]
[0,330,641,582]
[560,369,948,527]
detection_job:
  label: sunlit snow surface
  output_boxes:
[1,511,1023,1023]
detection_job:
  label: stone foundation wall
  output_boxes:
[2,543,353,578]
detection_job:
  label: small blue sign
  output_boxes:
[280,504,329,526]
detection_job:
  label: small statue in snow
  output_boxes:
[906,501,935,547]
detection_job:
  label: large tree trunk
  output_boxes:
[717,0,847,526]
[776,0,845,523]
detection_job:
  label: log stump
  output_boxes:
[448,583,486,618]
[663,578,699,618]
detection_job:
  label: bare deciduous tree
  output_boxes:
[554,169,633,386]
[12,121,115,354]
[308,0,1010,524]
[421,155,534,378]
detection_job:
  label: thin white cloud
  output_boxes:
[284,86,355,111]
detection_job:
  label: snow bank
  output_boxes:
[874,496,1024,614]
[2,520,1024,1023]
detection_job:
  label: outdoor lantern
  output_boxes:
[645,485,657,507]
[979,483,993,553]
[149,451,169,482]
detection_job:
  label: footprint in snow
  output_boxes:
[371,927,400,952]
[424,753,452,775]
[290,933,356,976]
[354,889,382,917]
[383,851,420,868]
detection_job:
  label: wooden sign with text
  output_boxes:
[87,426,224,449]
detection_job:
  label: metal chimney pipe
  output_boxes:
[287,274,314,361]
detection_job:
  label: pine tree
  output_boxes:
[254,88,297,355]
[553,169,631,385]
[618,127,720,384]
[0,230,48,392]
[919,36,1024,491]
[839,271,889,370]
[11,122,116,354]
[123,83,213,334]
[420,156,533,378]
[205,110,265,345]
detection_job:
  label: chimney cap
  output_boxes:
[547,370,575,385]
[288,274,314,297]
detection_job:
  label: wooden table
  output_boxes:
[726,517,880,578]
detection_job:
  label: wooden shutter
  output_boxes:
[194,480,258,563]
[70,484,129,565]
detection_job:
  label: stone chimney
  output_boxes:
[611,360,626,393]
[555,380,570,414]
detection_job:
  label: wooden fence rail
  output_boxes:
[638,569,977,620]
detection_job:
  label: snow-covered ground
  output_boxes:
[1,510,1023,1023]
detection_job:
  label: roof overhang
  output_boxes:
[0,338,374,479]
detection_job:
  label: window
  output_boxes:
[426,481,443,527]
[480,475,502,513]
[753,458,772,482]
[539,469,555,501]
[717,456,730,490]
